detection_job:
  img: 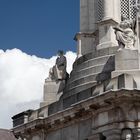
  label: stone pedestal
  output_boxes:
[112,49,140,77]
[96,0,120,50]
[112,49,140,89]
[97,19,118,50]
[80,0,121,54]
[115,49,140,71]
[40,79,64,107]
[103,0,121,22]
[74,32,83,58]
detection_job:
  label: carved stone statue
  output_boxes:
[49,50,67,81]
[114,16,136,50]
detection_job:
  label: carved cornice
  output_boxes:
[74,32,96,41]
[12,89,140,137]
[97,18,119,26]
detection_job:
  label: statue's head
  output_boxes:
[120,20,132,29]
[121,15,127,21]
[120,15,132,29]
[57,50,64,56]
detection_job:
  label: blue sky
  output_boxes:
[0,0,79,58]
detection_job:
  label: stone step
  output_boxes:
[69,65,104,83]
[73,47,117,68]
[66,74,97,91]
[69,55,115,83]
[62,47,117,98]
[64,81,96,97]
[72,55,114,72]
[67,70,112,90]
[64,70,112,97]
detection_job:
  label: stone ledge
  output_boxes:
[12,89,140,136]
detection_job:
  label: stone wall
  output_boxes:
[46,119,91,140]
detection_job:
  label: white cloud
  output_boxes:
[0,48,76,129]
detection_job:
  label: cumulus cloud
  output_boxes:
[0,48,76,129]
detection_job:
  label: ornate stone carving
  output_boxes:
[114,17,136,50]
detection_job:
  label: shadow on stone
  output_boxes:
[96,55,115,83]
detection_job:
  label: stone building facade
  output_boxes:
[12,0,140,140]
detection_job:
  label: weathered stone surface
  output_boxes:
[48,99,62,115]
[115,49,140,71]
[64,51,115,96]
[62,124,78,140]
[40,79,64,107]
[12,90,140,140]
[97,19,118,50]
[79,0,120,55]
[46,130,61,140]
[45,119,91,140]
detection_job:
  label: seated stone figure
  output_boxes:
[114,16,136,49]
[49,50,67,81]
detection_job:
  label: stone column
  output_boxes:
[74,32,82,58]
[113,0,121,22]
[103,0,113,20]
[133,128,140,140]
[24,115,28,123]
[77,35,82,58]
[103,129,121,140]
[97,0,120,50]
[103,0,121,22]
[80,0,89,32]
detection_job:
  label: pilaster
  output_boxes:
[103,0,121,22]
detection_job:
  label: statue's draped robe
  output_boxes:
[116,28,135,48]
[115,19,135,49]
[53,56,67,80]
